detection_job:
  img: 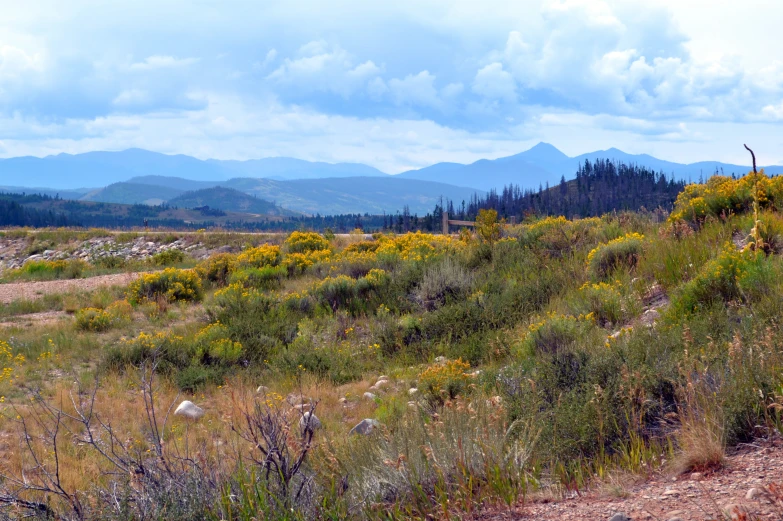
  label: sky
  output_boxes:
[1,0,782,172]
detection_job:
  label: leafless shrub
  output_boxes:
[0,363,222,520]
[229,395,319,512]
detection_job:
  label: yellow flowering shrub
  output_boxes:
[126,268,203,304]
[284,249,332,274]
[586,233,645,278]
[0,340,24,385]
[236,244,282,268]
[285,231,331,254]
[374,232,457,263]
[670,170,783,223]
[74,300,133,332]
[418,358,471,404]
[576,281,625,326]
[195,253,238,286]
[674,244,771,313]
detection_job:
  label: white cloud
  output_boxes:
[129,55,199,71]
[388,71,440,107]
[472,62,516,102]
[267,41,382,97]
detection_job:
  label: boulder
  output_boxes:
[349,419,380,436]
[608,514,631,521]
[299,411,321,432]
[174,400,205,420]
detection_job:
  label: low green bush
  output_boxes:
[229,265,286,290]
[151,249,186,266]
[587,233,645,279]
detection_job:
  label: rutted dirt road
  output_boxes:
[0,272,143,304]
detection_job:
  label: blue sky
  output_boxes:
[1,0,782,172]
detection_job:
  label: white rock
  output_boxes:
[256,385,269,394]
[174,400,204,420]
[349,418,380,436]
[434,356,446,364]
[363,392,377,400]
[299,411,321,432]
[408,388,419,396]
[374,379,389,388]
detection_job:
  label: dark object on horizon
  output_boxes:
[744,144,757,174]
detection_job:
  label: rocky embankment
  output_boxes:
[0,235,224,272]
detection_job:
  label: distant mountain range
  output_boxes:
[398,143,783,191]
[0,148,386,189]
[77,176,481,215]
[2,143,780,215]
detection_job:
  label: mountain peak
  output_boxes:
[508,142,569,165]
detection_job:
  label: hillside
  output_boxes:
[80,182,184,205]
[168,186,297,216]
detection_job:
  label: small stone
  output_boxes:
[663,489,679,496]
[338,397,347,404]
[746,487,763,500]
[434,356,446,364]
[256,385,269,394]
[690,472,703,480]
[666,518,683,521]
[299,412,321,432]
[608,513,631,521]
[408,388,419,396]
[363,392,377,400]
[407,401,417,409]
[174,400,205,420]
[349,418,380,436]
[374,379,389,388]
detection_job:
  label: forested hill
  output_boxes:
[435,159,687,221]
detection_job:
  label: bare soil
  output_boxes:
[481,435,783,521]
[0,272,143,304]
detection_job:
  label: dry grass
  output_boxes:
[673,386,727,474]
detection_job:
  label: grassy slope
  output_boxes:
[3,180,783,518]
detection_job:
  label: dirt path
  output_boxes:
[481,436,783,521]
[0,272,143,304]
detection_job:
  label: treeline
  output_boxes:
[0,194,73,227]
[431,159,686,224]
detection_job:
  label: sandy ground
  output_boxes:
[0,272,142,304]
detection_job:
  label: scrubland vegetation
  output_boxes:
[3,172,783,519]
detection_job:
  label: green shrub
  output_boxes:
[151,249,186,266]
[195,253,237,286]
[519,314,596,356]
[229,266,286,290]
[93,255,127,269]
[126,268,203,304]
[413,256,474,310]
[587,233,645,278]
[573,281,627,326]
[673,246,773,314]
[194,322,244,366]
[312,269,389,315]
[103,331,191,374]
[17,259,88,280]
[284,231,330,254]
